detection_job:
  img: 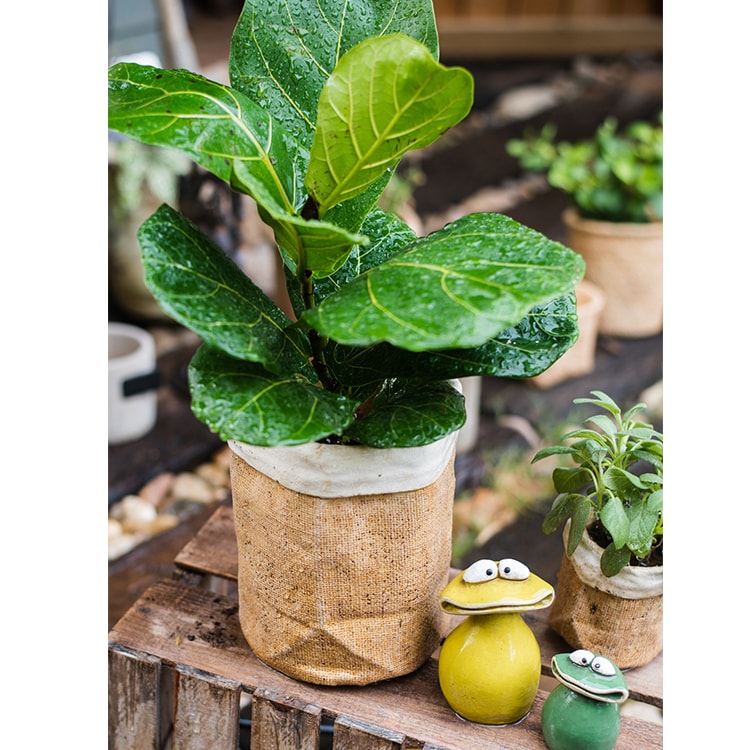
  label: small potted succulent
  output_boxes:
[107,0,583,686]
[507,114,663,338]
[532,390,663,668]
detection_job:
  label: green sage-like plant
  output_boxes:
[532,391,663,577]
[107,0,584,449]
[506,114,663,223]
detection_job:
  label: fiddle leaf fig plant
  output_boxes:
[107,0,584,449]
[532,391,663,577]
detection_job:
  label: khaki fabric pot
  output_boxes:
[531,280,606,388]
[563,207,662,338]
[549,522,663,668]
[228,433,458,686]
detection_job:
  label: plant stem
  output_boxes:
[301,269,339,392]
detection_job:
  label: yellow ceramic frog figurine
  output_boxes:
[438,558,555,725]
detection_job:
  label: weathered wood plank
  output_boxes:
[333,715,406,749]
[172,506,663,708]
[173,665,241,750]
[251,688,322,750]
[109,579,662,750]
[108,644,161,750]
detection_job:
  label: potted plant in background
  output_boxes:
[108,0,584,686]
[108,137,191,321]
[531,390,663,668]
[507,114,663,338]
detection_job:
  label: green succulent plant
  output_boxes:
[107,0,584,449]
[532,390,663,577]
[507,114,663,223]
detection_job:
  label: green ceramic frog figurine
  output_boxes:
[542,649,629,750]
[438,558,555,725]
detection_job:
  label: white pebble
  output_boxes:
[171,472,215,504]
[108,518,123,541]
[108,533,144,561]
[120,495,158,524]
[195,462,229,488]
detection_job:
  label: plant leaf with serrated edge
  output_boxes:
[306,34,473,216]
[303,212,584,351]
[343,379,465,447]
[188,345,359,446]
[138,205,314,378]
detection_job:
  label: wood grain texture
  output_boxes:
[173,665,241,750]
[108,645,161,750]
[333,715,406,749]
[251,688,322,750]
[109,579,662,749]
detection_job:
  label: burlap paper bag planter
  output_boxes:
[549,522,663,669]
[228,432,458,686]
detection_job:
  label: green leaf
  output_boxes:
[302,212,584,351]
[228,0,440,150]
[567,497,591,554]
[246,191,369,278]
[532,445,579,464]
[542,494,572,535]
[600,543,631,577]
[108,63,305,216]
[586,413,617,438]
[551,466,591,494]
[600,496,630,549]
[326,293,580,387]
[603,466,651,495]
[306,34,474,216]
[188,345,359,445]
[138,205,314,378]
[343,380,465,447]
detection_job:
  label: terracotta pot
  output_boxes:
[227,430,458,686]
[549,522,663,668]
[531,280,605,388]
[563,208,662,338]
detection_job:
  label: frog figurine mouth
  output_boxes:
[551,651,629,704]
[439,557,555,615]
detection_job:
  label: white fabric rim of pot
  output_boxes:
[229,430,459,497]
[229,380,462,498]
[563,521,663,599]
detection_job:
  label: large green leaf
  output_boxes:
[325,293,579,387]
[306,35,474,216]
[108,63,306,216]
[342,380,466,447]
[228,0,440,150]
[138,205,314,378]
[303,213,585,351]
[188,345,359,446]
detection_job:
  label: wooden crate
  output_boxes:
[432,0,663,58]
[109,505,663,749]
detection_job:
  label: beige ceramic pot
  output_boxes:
[227,429,458,686]
[531,279,606,389]
[549,521,663,668]
[563,207,662,338]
